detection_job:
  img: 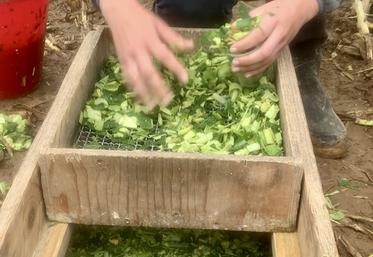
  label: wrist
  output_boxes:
[290,0,319,23]
[303,0,320,21]
[100,0,139,16]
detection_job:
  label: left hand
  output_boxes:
[230,0,319,77]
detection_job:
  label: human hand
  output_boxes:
[230,0,319,77]
[100,0,194,109]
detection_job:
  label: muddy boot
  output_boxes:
[291,40,347,159]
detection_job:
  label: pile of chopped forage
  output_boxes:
[66,226,271,257]
[79,12,283,156]
[0,113,32,152]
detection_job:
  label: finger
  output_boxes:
[232,27,285,67]
[155,18,194,52]
[245,65,269,78]
[232,59,273,74]
[136,53,174,107]
[122,58,157,109]
[230,27,268,54]
[230,14,276,53]
[150,43,188,85]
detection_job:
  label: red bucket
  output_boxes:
[0,0,48,99]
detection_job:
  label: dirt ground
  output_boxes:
[0,0,372,256]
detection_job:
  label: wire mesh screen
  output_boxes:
[74,125,162,151]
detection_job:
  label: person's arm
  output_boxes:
[230,0,321,77]
[97,0,194,109]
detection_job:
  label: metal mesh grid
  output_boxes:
[74,105,227,151]
[74,124,163,151]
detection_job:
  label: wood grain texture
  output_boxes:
[50,28,113,147]
[40,148,303,232]
[276,48,339,257]
[0,166,46,257]
[272,233,301,257]
[33,224,71,257]
[0,27,107,257]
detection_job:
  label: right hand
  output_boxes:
[100,0,194,109]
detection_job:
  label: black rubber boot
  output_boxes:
[291,40,347,159]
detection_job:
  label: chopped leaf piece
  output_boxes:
[338,178,352,188]
[265,105,279,120]
[247,143,261,153]
[0,181,10,196]
[330,210,345,223]
[355,118,373,127]
[0,113,32,153]
[238,2,250,19]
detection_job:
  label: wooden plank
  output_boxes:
[33,224,71,257]
[272,233,301,257]
[50,28,113,147]
[0,165,47,257]
[39,148,302,232]
[0,27,107,257]
[275,48,339,257]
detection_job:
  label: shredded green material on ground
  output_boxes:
[0,113,32,152]
[79,5,283,156]
[66,226,271,257]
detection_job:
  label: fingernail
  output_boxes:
[148,100,157,110]
[232,59,239,66]
[161,92,174,107]
[144,98,157,111]
[188,40,194,48]
[230,47,238,53]
[232,66,239,72]
[181,72,188,84]
[245,73,252,78]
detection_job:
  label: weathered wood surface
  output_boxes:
[50,28,113,147]
[40,148,302,232]
[272,233,301,257]
[33,224,71,257]
[0,165,47,257]
[0,27,107,257]
[276,48,339,257]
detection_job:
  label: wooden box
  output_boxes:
[0,27,338,257]
[38,27,303,232]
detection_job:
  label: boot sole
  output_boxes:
[311,137,348,159]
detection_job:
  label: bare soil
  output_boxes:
[0,0,372,256]
[318,1,373,255]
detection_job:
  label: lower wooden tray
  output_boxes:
[0,27,338,257]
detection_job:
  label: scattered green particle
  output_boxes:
[329,210,345,223]
[0,181,10,196]
[0,113,32,153]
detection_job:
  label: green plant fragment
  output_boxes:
[0,181,10,196]
[0,113,32,153]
